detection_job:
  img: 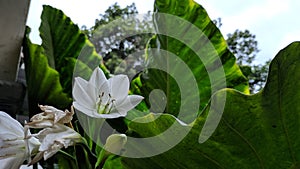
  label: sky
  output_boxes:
[26,0,300,64]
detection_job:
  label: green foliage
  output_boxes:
[23,29,72,114]
[53,144,95,169]
[91,3,139,32]
[227,29,259,65]
[122,41,300,169]
[23,5,107,114]
[212,18,269,93]
[134,0,249,121]
[226,29,270,93]
[103,156,124,169]
[40,5,103,96]
[247,60,270,93]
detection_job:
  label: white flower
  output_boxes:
[26,105,74,128]
[0,111,40,169]
[30,124,82,164]
[72,67,144,118]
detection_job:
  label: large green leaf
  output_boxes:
[134,0,249,122]
[123,42,300,169]
[40,5,106,96]
[23,31,72,113]
[121,42,300,168]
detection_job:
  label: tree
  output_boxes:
[248,60,270,91]
[213,18,270,93]
[212,17,222,28]
[82,3,153,78]
[226,29,270,93]
[227,29,259,65]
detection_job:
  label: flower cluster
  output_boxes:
[0,105,81,169]
[26,105,82,165]
[0,68,143,168]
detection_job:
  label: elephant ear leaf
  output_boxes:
[23,29,72,113]
[122,42,300,169]
[135,0,249,122]
[39,5,105,96]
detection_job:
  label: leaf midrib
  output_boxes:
[276,58,296,163]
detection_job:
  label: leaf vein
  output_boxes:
[222,118,265,169]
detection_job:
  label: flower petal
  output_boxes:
[30,112,53,123]
[108,75,129,103]
[88,68,111,102]
[36,124,82,160]
[43,142,64,160]
[88,67,108,91]
[0,156,26,169]
[97,80,110,104]
[91,112,124,119]
[26,120,54,129]
[111,95,144,115]
[0,138,24,158]
[0,111,23,136]
[24,128,40,164]
[73,102,123,119]
[39,105,70,124]
[0,111,28,160]
[73,77,96,109]
[35,105,74,124]
[73,101,96,117]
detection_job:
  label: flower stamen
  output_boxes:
[108,99,116,113]
[97,93,116,114]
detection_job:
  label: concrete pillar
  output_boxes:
[0,0,30,117]
[0,0,31,81]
